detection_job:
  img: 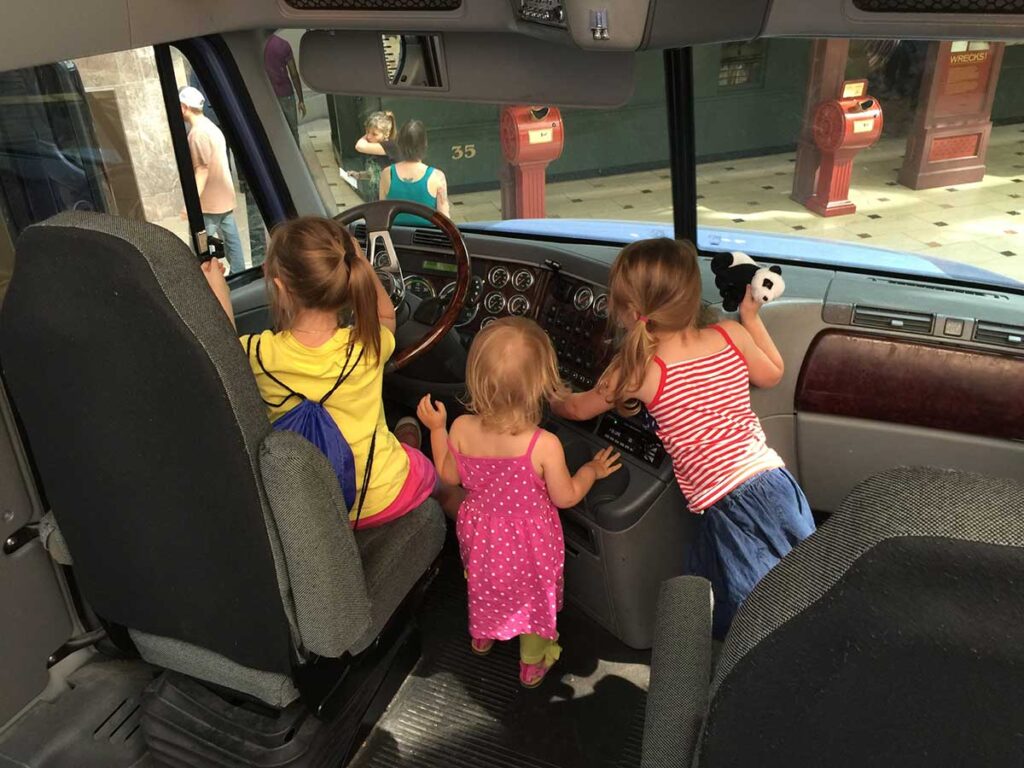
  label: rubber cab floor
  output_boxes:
[0,658,161,768]
[349,545,650,768]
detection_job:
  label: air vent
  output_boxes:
[350,223,367,248]
[865,276,1009,301]
[852,0,1024,12]
[412,229,452,249]
[284,0,460,10]
[973,321,1024,349]
[852,306,934,334]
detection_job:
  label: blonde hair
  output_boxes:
[365,110,396,140]
[601,238,710,410]
[263,217,383,363]
[465,317,565,434]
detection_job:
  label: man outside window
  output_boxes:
[178,86,245,274]
[264,33,306,145]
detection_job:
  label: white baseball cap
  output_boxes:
[178,86,205,110]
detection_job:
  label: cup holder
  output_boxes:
[586,466,630,508]
[560,437,631,510]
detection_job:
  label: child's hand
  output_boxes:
[738,284,762,323]
[587,446,622,479]
[201,257,226,287]
[417,394,447,432]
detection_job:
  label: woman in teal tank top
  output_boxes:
[379,120,450,228]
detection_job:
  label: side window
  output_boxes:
[0,46,268,291]
[0,50,185,242]
[171,50,268,273]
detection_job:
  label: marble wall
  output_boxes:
[75,48,185,222]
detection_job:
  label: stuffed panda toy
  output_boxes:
[710,252,785,313]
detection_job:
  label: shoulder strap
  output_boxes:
[352,429,377,530]
[525,428,543,459]
[319,342,364,405]
[254,336,305,409]
[648,356,669,409]
[422,166,435,185]
[711,324,744,361]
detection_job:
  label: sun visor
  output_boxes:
[299,30,635,108]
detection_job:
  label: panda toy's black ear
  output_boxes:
[710,253,732,274]
[769,265,782,275]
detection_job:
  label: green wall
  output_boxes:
[993,44,1024,123]
[330,44,812,195]
[328,41,1024,197]
[692,40,810,159]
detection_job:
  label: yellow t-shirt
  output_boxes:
[241,326,409,523]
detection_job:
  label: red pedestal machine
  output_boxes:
[500,106,564,219]
[805,81,883,217]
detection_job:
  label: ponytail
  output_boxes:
[384,110,397,140]
[264,217,383,364]
[601,237,705,411]
[342,249,383,364]
[600,318,656,412]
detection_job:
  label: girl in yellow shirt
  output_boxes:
[202,216,437,528]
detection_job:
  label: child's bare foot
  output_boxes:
[394,417,422,449]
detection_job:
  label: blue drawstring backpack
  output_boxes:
[251,336,376,525]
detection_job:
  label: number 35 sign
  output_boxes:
[451,144,477,160]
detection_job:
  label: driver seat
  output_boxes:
[0,212,446,764]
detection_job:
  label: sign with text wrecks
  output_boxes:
[938,42,996,116]
[899,40,1006,190]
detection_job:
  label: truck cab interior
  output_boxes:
[0,1,1022,767]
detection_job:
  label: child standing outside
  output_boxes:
[552,238,815,639]
[201,216,437,529]
[348,111,399,201]
[417,318,620,687]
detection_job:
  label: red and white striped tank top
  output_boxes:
[647,324,784,513]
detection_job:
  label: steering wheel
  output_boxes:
[335,200,471,374]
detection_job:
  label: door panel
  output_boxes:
[797,413,1024,512]
[0,386,74,726]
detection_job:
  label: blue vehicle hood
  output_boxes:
[466,218,1021,288]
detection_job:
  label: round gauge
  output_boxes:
[479,316,497,330]
[403,275,436,301]
[593,293,609,319]
[573,286,595,312]
[373,249,391,270]
[488,266,510,289]
[512,268,534,292]
[484,291,507,314]
[439,282,479,327]
[508,294,530,316]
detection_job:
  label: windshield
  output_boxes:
[274,31,1023,290]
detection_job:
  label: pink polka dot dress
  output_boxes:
[449,429,564,642]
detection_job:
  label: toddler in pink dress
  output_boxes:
[417,317,621,687]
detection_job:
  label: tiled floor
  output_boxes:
[302,119,1024,286]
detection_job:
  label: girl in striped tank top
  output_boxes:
[552,238,815,638]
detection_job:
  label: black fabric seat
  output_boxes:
[641,466,1024,768]
[0,212,445,764]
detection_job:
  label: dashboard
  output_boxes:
[393,247,613,391]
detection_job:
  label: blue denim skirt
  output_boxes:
[687,468,816,639]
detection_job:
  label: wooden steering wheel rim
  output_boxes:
[334,200,471,374]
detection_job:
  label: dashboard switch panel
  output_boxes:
[596,413,665,467]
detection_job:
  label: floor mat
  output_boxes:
[350,543,651,768]
[0,658,158,768]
